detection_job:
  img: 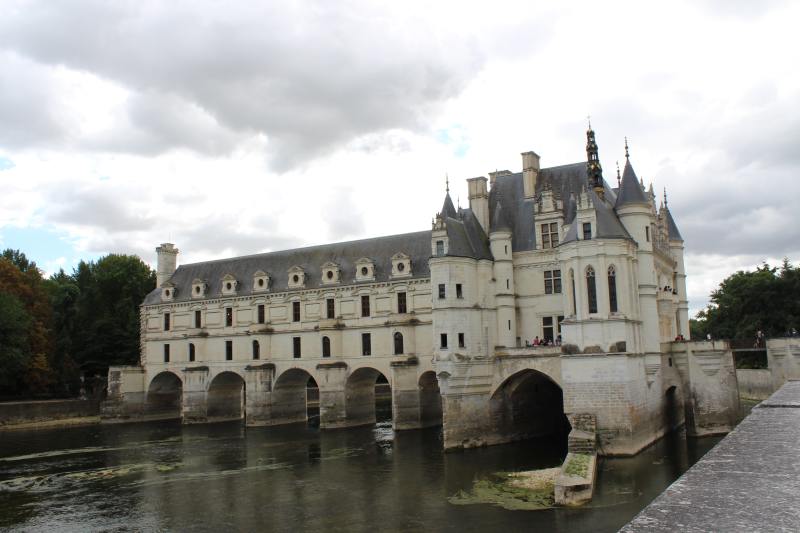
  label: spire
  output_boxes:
[585,123,605,199]
[663,187,668,208]
[624,136,630,159]
[616,161,621,187]
[445,173,450,193]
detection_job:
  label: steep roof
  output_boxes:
[664,207,683,241]
[441,192,458,219]
[144,230,432,305]
[615,158,648,207]
[441,207,492,260]
[490,201,511,232]
[561,189,633,244]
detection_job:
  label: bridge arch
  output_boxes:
[273,368,319,425]
[490,369,570,448]
[207,371,246,421]
[145,371,182,419]
[346,367,392,426]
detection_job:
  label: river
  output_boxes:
[0,409,721,532]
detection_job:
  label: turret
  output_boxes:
[156,243,179,287]
[489,202,517,347]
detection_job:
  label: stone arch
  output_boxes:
[664,385,683,433]
[273,368,319,425]
[418,371,442,428]
[146,371,182,419]
[489,369,570,449]
[207,371,246,422]
[346,367,392,426]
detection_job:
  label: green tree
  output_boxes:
[695,260,800,339]
[0,292,33,395]
[71,255,156,374]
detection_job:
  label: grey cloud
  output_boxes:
[0,1,484,170]
[46,184,157,232]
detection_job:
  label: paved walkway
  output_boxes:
[621,380,800,532]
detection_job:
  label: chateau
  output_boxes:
[105,127,741,457]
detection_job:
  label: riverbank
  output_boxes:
[0,399,100,430]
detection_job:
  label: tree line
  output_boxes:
[0,249,155,399]
[690,259,800,341]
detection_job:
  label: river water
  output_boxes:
[0,411,721,533]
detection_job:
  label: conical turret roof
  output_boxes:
[615,158,648,207]
[490,201,511,232]
[441,192,458,219]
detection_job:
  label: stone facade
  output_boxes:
[105,126,737,457]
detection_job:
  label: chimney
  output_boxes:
[488,169,512,189]
[467,176,489,233]
[156,243,179,287]
[522,151,540,198]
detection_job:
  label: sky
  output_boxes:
[0,0,798,316]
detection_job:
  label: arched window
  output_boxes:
[570,269,576,315]
[189,343,195,362]
[394,332,404,355]
[252,340,260,360]
[586,266,597,314]
[322,336,331,358]
[608,266,618,313]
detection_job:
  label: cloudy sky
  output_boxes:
[0,0,798,315]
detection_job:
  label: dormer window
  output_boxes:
[321,262,340,285]
[391,252,412,278]
[191,278,208,299]
[434,239,448,257]
[355,258,375,282]
[161,281,176,302]
[252,270,270,293]
[288,266,305,289]
[221,274,238,296]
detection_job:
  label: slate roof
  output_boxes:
[664,207,683,241]
[144,230,432,305]
[615,158,648,207]
[442,208,492,260]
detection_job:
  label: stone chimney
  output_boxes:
[522,151,540,198]
[156,243,179,287]
[488,169,512,189]
[467,176,489,233]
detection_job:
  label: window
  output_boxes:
[326,298,335,319]
[645,225,650,242]
[541,222,559,249]
[608,266,618,313]
[435,240,444,256]
[225,307,233,327]
[362,333,371,356]
[458,332,465,348]
[188,343,195,362]
[361,295,370,317]
[508,319,511,330]
[292,301,300,322]
[293,337,301,358]
[225,340,233,361]
[582,223,592,240]
[586,267,597,314]
[504,244,508,255]
[544,270,562,294]
[456,284,463,299]
[257,304,265,324]
[570,270,577,314]
[163,344,170,363]
[557,315,564,335]
[440,333,448,349]
[164,313,170,331]
[322,336,331,358]
[194,310,201,328]
[394,332,404,355]
[397,292,407,314]
[438,284,446,299]
[252,340,260,360]
[543,317,554,342]
[506,279,510,290]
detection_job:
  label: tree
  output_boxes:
[694,260,800,339]
[71,255,156,374]
[0,292,32,395]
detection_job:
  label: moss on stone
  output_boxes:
[564,453,591,478]
[448,469,558,511]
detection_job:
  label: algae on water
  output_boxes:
[448,468,559,511]
[564,453,590,478]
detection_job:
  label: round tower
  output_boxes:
[156,243,179,287]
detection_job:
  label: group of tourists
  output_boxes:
[526,335,561,347]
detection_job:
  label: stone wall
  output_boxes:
[736,369,774,400]
[0,398,99,427]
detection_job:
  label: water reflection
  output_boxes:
[0,419,720,532]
